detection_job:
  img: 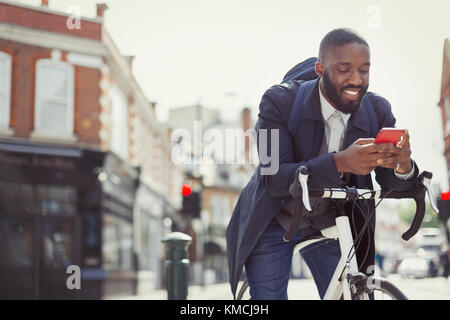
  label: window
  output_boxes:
[109,85,129,160]
[34,59,74,137]
[0,182,76,216]
[0,51,11,130]
[102,214,133,270]
[210,195,231,226]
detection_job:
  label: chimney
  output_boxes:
[96,3,108,18]
[124,55,135,69]
[41,0,49,6]
[241,108,251,161]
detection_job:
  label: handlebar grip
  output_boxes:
[299,165,310,175]
[401,190,426,241]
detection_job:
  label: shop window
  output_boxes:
[102,214,133,270]
[0,183,76,216]
[34,59,74,137]
[0,51,11,130]
[0,219,34,299]
[139,211,160,271]
[35,184,77,215]
[102,216,120,269]
[210,195,231,226]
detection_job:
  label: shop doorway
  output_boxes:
[0,215,81,299]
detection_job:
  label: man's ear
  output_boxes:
[315,61,324,77]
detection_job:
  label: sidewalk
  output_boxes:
[117,276,449,300]
[117,278,320,300]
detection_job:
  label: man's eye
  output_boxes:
[338,69,349,73]
[359,69,369,74]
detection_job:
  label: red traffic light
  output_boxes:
[441,191,450,201]
[181,184,192,196]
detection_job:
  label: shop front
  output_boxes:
[0,139,139,299]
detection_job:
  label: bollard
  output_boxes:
[161,232,192,300]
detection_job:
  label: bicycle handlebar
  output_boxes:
[297,166,439,241]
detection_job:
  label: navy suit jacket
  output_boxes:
[226,78,418,298]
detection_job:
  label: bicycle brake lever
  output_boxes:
[298,166,312,212]
[421,171,439,214]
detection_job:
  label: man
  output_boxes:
[226,28,418,300]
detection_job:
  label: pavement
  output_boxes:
[117,276,450,300]
[384,275,450,300]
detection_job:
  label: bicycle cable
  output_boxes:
[346,181,411,265]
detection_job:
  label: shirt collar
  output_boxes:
[319,83,351,125]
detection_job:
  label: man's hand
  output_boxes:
[376,129,412,174]
[333,133,412,175]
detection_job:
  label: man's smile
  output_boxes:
[342,87,361,101]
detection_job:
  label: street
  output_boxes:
[118,276,449,300]
[0,0,449,301]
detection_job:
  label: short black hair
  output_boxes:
[319,28,369,61]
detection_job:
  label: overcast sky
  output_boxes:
[19,0,450,190]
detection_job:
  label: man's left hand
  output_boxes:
[376,129,412,174]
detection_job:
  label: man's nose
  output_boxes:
[348,70,363,87]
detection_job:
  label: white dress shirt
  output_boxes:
[318,84,414,179]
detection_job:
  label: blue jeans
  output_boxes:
[245,218,341,300]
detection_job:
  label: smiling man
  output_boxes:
[226,28,418,300]
[318,36,370,114]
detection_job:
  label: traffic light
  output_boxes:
[437,192,450,222]
[182,189,201,218]
[181,184,192,196]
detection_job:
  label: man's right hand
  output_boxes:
[333,138,396,175]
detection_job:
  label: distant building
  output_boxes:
[437,38,450,252]
[168,104,221,138]
[438,39,450,188]
[167,104,256,284]
[0,0,182,299]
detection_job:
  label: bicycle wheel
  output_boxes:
[352,277,408,300]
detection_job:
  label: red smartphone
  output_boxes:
[374,128,405,146]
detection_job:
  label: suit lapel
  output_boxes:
[293,79,324,161]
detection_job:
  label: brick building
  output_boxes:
[438,39,450,188]
[0,0,182,299]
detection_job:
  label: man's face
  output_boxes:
[316,43,370,114]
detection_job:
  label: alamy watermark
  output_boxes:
[366,264,382,290]
[366,4,381,30]
[170,121,280,175]
[66,5,81,30]
[66,265,81,290]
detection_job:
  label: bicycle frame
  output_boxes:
[293,215,361,300]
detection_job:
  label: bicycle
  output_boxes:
[236,166,440,300]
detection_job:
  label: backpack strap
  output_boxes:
[287,80,317,137]
[283,80,317,242]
